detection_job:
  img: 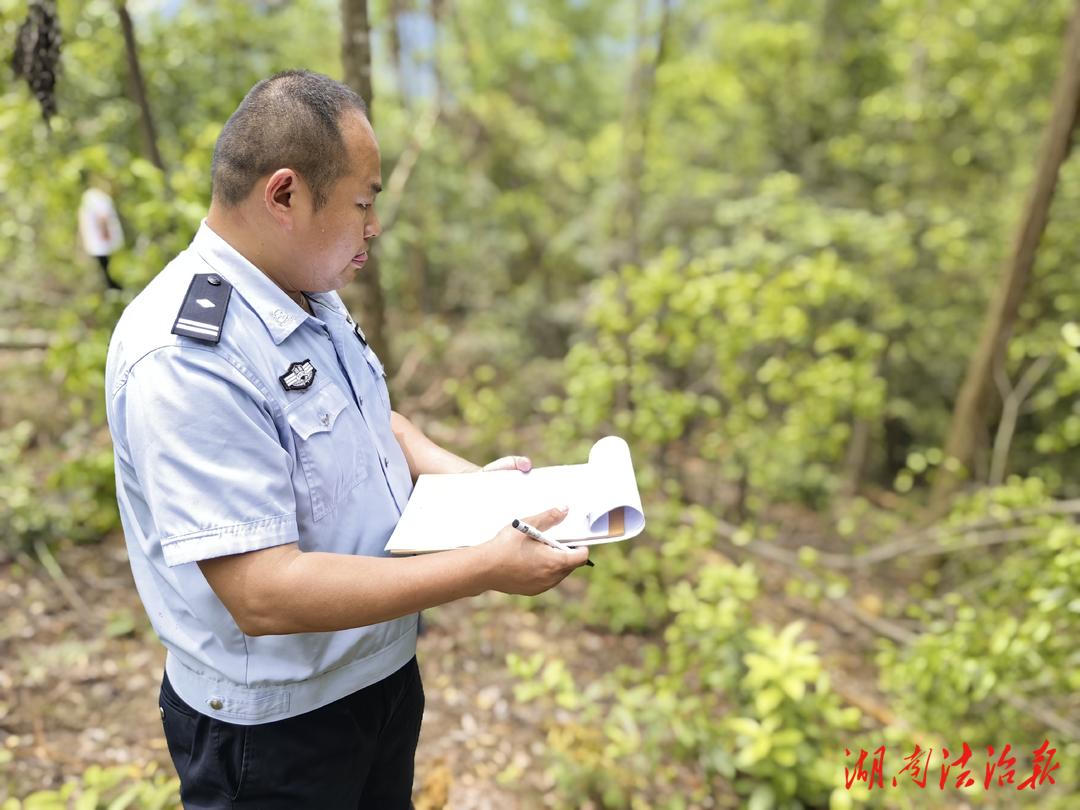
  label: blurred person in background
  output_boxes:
[78,177,124,290]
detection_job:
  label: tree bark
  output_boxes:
[611,0,672,272]
[117,2,164,173]
[932,0,1080,508]
[340,0,392,369]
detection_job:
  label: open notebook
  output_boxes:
[385,436,646,556]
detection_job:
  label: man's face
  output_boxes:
[287,112,382,294]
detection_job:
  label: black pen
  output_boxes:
[512,518,594,567]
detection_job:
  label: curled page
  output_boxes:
[582,436,646,541]
[384,436,646,555]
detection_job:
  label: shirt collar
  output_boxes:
[191,221,331,346]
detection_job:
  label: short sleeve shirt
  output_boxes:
[105,222,417,724]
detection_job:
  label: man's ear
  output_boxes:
[264,169,300,230]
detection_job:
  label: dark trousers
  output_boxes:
[96,255,121,290]
[159,657,424,809]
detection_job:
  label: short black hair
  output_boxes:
[211,69,369,212]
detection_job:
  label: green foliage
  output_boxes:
[878,478,1080,766]
[1,762,180,810]
[375,0,623,334]
[551,182,897,511]
[509,547,868,809]
[0,0,340,551]
[5,0,1080,804]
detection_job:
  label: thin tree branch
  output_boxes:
[117,1,164,172]
[379,102,440,231]
[816,500,1080,569]
[34,538,95,622]
[712,522,1080,741]
[707,502,1079,571]
[1002,693,1080,742]
[989,352,1055,486]
[0,329,51,350]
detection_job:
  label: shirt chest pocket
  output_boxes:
[284,381,369,521]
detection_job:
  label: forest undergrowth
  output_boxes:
[6,1,1080,807]
[2,321,1074,810]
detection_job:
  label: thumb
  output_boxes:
[524,505,569,532]
[482,455,532,472]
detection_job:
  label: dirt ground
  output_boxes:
[0,521,911,809]
[0,531,658,808]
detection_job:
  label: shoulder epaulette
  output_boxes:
[171,273,233,344]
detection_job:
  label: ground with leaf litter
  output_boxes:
[0,519,914,809]
[0,531,654,808]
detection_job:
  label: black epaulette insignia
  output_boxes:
[171,274,233,343]
[280,359,317,391]
[353,322,367,346]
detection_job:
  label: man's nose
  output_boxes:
[365,209,382,239]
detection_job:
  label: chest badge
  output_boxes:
[280,359,317,391]
[353,323,367,346]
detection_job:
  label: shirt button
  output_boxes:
[207,275,221,286]
[384,457,389,468]
[210,699,223,711]
[359,395,364,406]
[159,706,165,720]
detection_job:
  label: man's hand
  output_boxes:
[481,455,532,473]
[477,505,589,596]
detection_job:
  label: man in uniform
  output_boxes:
[105,69,588,809]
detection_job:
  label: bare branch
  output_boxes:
[712,521,1080,741]
[989,352,1055,486]
[705,501,1080,572]
[34,539,96,623]
[0,329,51,350]
[1002,693,1080,742]
[379,103,441,231]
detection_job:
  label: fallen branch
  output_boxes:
[722,499,1080,570]
[713,523,1080,742]
[1002,693,1080,742]
[0,328,51,350]
[712,526,917,645]
[34,538,95,621]
[819,525,1046,569]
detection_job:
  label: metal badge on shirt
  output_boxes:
[280,359,317,391]
[345,314,366,346]
[171,274,233,343]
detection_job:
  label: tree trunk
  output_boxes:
[117,2,164,173]
[932,0,1080,508]
[610,0,672,417]
[340,0,392,369]
[611,0,672,272]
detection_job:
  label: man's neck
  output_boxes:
[205,201,310,314]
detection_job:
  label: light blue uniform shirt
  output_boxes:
[105,223,417,724]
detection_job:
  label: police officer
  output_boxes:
[105,69,589,809]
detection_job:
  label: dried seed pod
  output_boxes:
[12,0,62,123]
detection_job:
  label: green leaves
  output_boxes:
[5,762,180,810]
[553,178,897,510]
[509,527,867,807]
